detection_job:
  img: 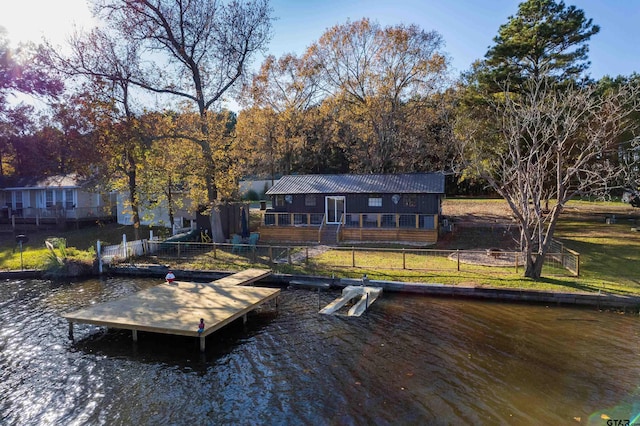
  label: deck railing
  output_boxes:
[343,213,437,229]
[263,212,325,227]
[5,206,115,220]
[262,212,438,229]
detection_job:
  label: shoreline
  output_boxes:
[3,265,639,311]
[101,265,640,311]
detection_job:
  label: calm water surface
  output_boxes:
[1,277,639,425]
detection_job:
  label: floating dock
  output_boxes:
[64,269,277,351]
[319,285,382,317]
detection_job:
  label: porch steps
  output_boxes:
[319,224,339,245]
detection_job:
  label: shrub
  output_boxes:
[245,189,260,201]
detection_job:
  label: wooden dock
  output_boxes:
[64,269,277,351]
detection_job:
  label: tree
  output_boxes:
[1,28,62,177]
[91,0,273,204]
[0,29,63,110]
[483,0,599,87]
[455,78,640,279]
[237,53,319,179]
[304,18,449,173]
[46,26,151,239]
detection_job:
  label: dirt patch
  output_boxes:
[448,250,522,267]
[442,198,515,225]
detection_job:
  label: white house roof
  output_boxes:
[2,174,82,190]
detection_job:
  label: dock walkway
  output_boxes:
[64,269,277,351]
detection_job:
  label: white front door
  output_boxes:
[325,196,345,224]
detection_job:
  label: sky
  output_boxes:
[1,0,638,81]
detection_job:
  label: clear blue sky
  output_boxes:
[266,0,639,80]
[2,0,637,81]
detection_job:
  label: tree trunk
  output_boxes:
[127,168,141,241]
[209,204,225,243]
[524,254,545,279]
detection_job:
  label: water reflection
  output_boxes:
[0,277,639,425]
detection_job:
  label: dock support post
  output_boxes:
[132,329,138,342]
[243,313,248,324]
[200,336,206,352]
[97,240,103,274]
[68,321,74,340]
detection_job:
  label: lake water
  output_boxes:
[1,277,639,425]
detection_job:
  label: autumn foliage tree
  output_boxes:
[90,0,273,206]
[304,18,449,173]
[1,28,63,177]
[237,53,320,179]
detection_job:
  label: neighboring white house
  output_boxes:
[0,174,115,222]
[116,191,196,231]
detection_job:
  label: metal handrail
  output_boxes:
[317,214,326,243]
[336,213,344,243]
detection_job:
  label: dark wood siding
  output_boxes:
[343,193,439,214]
[270,193,440,215]
[270,194,324,213]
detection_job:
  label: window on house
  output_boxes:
[274,195,285,207]
[404,195,417,208]
[14,191,23,209]
[46,190,54,208]
[368,196,382,207]
[65,190,74,209]
[304,194,316,207]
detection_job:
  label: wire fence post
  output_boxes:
[456,249,460,271]
[213,242,217,259]
[402,248,406,269]
[352,247,356,268]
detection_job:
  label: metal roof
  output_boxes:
[266,173,445,195]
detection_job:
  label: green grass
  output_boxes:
[2,200,640,296]
[0,223,164,271]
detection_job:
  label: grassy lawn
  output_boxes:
[0,223,162,270]
[2,198,640,296]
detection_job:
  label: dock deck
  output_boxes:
[64,269,277,351]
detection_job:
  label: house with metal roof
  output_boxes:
[260,173,445,244]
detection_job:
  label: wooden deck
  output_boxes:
[63,269,277,351]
